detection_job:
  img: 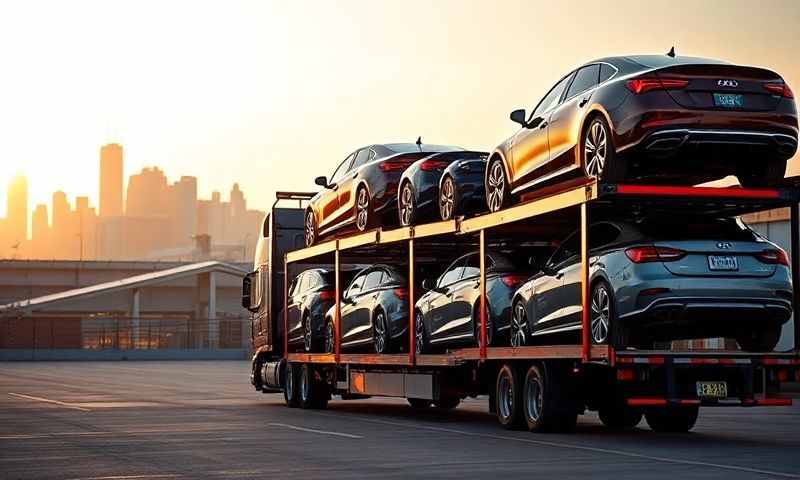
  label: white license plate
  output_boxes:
[696,381,728,399]
[708,255,738,271]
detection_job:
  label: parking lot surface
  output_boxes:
[0,361,798,479]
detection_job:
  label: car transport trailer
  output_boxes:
[245,179,800,432]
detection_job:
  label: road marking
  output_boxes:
[7,392,91,411]
[67,475,181,480]
[268,422,363,439]
[310,411,800,478]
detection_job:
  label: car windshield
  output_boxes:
[636,217,758,241]
[383,143,463,154]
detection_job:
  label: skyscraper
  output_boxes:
[31,204,49,257]
[170,176,198,247]
[126,167,168,217]
[99,143,123,217]
[7,174,28,243]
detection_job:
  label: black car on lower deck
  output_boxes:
[286,268,337,352]
[414,251,527,353]
[324,265,409,354]
[397,151,487,226]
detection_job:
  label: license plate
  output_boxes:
[708,255,738,271]
[713,93,744,108]
[696,381,728,399]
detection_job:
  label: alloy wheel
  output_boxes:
[374,312,387,353]
[487,161,506,212]
[303,315,312,352]
[584,120,608,178]
[591,284,611,343]
[324,321,335,354]
[525,374,543,423]
[439,176,455,220]
[415,312,425,354]
[356,188,370,231]
[511,302,528,347]
[305,211,315,246]
[399,183,414,226]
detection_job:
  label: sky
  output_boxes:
[1,0,799,219]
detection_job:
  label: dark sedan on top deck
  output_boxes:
[486,54,798,212]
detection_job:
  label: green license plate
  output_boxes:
[696,381,728,399]
[713,93,744,108]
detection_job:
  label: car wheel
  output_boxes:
[355,186,372,232]
[302,313,314,352]
[299,363,329,409]
[590,281,614,345]
[737,159,786,188]
[439,175,457,221]
[598,404,642,429]
[373,309,391,354]
[408,398,432,409]
[511,300,529,347]
[414,311,430,354]
[582,117,625,182]
[473,303,494,347]
[433,396,461,410]
[324,319,335,354]
[283,362,300,408]
[645,406,699,433]
[735,325,781,352]
[495,363,524,429]
[486,157,509,212]
[523,363,578,433]
[398,182,416,226]
[304,210,316,247]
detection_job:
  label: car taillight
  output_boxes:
[625,246,686,263]
[379,161,410,172]
[318,290,335,301]
[755,249,790,266]
[393,288,408,299]
[764,82,794,99]
[419,160,450,171]
[626,77,688,94]
[500,275,527,288]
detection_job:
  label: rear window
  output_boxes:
[384,143,463,154]
[637,217,758,241]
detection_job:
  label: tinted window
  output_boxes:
[363,270,384,290]
[351,149,373,171]
[331,153,356,183]
[347,273,366,297]
[565,64,600,99]
[549,233,580,267]
[288,278,299,297]
[296,273,310,294]
[589,223,622,250]
[532,73,574,118]
[599,63,616,83]
[306,272,320,290]
[439,258,465,287]
[462,254,480,279]
[637,217,758,241]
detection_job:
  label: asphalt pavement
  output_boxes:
[0,361,798,479]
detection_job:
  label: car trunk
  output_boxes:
[653,240,777,278]
[654,64,785,112]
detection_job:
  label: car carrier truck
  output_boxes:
[243,180,800,432]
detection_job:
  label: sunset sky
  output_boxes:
[1,0,799,219]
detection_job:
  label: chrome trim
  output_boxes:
[649,128,797,141]
[619,296,792,320]
[511,164,579,195]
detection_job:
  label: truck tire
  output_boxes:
[299,363,329,409]
[495,364,524,429]
[598,404,642,429]
[645,406,699,433]
[283,362,300,408]
[522,363,578,433]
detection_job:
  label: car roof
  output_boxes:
[587,55,729,72]
[369,143,463,157]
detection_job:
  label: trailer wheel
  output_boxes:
[299,363,329,409]
[407,398,432,409]
[522,363,578,433]
[598,404,642,429]
[283,362,300,408]
[433,396,461,410]
[645,406,699,433]
[495,364,524,429]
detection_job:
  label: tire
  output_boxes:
[433,396,461,410]
[598,404,642,429]
[511,300,529,347]
[302,313,316,353]
[283,362,300,408]
[645,406,699,433]
[736,325,781,352]
[737,159,786,188]
[495,363,524,429]
[407,398,432,409]
[582,116,625,182]
[398,181,416,227]
[414,311,430,354]
[486,157,510,212]
[439,175,458,221]
[304,209,316,247]
[355,185,372,232]
[522,363,578,433]
[473,303,494,347]
[590,281,614,345]
[373,309,391,354]
[299,363,329,410]
[324,319,335,354]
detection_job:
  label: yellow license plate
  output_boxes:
[696,381,728,399]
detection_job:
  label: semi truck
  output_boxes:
[242,180,800,432]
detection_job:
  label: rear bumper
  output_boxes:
[639,128,798,159]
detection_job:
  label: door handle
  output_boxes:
[539,121,548,129]
[579,97,589,108]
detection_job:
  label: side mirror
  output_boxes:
[315,176,332,189]
[510,109,527,127]
[421,278,434,291]
[241,271,259,312]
